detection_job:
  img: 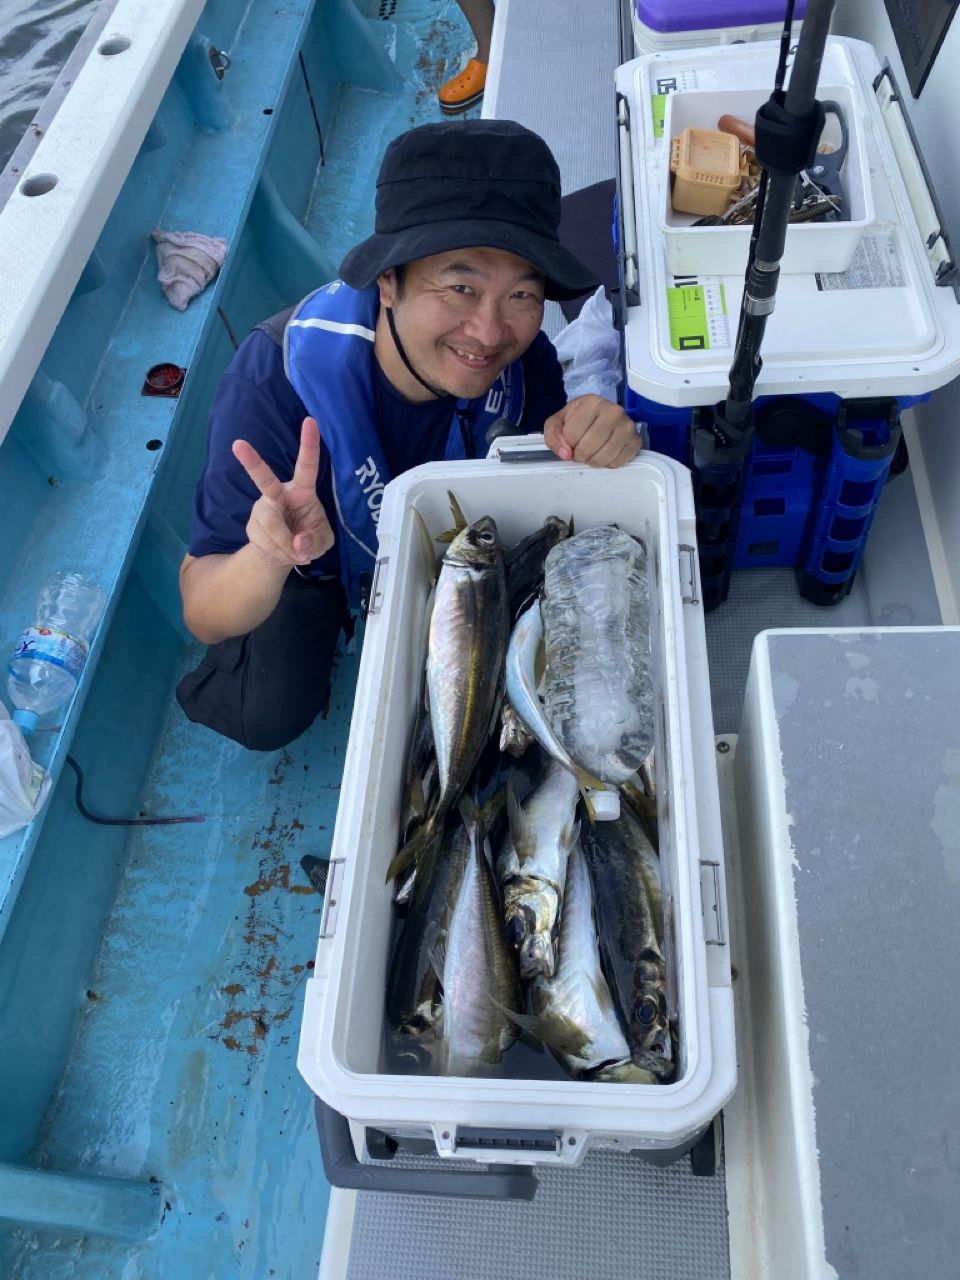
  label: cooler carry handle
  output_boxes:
[313,1099,539,1202]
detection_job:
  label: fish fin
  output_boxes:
[427,943,446,997]
[386,815,438,883]
[447,489,468,532]
[507,779,536,861]
[497,1005,591,1061]
[578,785,598,824]
[408,770,426,821]
[534,634,547,691]
[413,508,438,585]
[457,793,480,827]
[590,972,617,1018]
[567,514,575,537]
[393,864,417,908]
[479,785,509,835]
[559,815,580,853]
[435,528,458,545]
[487,997,546,1054]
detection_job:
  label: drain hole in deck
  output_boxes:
[146,439,163,451]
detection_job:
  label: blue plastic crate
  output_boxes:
[623,391,925,609]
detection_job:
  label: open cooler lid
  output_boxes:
[616,37,960,407]
[634,0,807,33]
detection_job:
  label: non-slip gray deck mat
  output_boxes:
[346,1148,731,1280]
[706,464,943,734]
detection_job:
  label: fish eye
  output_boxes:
[477,529,495,545]
[636,997,659,1025]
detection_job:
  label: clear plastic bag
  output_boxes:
[0,703,51,838]
[553,286,621,404]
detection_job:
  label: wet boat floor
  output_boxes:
[5,641,359,1279]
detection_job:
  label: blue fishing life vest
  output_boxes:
[283,281,525,609]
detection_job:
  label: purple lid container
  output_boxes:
[635,0,807,33]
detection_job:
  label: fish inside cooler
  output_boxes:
[382,500,675,1085]
[299,450,735,1162]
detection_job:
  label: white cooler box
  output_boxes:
[298,440,736,1170]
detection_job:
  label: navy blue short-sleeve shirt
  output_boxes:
[187,325,567,578]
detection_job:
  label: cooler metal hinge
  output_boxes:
[699,860,725,946]
[319,859,346,939]
[367,556,389,615]
[679,544,699,605]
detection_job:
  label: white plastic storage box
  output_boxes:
[632,0,806,56]
[662,80,874,275]
[297,440,736,1167]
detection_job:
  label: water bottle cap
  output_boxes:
[589,789,620,821]
[12,708,39,733]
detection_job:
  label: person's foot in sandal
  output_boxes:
[438,57,487,115]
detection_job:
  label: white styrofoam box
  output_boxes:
[661,82,873,275]
[297,440,736,1167]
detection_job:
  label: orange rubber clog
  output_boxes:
[438,58,487,115]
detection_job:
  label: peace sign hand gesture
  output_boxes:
[232,417,335,570]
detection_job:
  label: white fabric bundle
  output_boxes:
[152,228,229,311]
[553,286,622,404]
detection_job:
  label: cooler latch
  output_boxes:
[699,859,725,946]
[366,556,389,616]
[679,544,700,605]
[319,859,345,939]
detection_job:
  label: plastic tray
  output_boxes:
[661,81,873,275]
[297,441,736,1166]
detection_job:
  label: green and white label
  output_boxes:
[667,282,729,352]
[651,94,666,139]
[650,69,698,139]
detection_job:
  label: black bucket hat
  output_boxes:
[339,120,600,303]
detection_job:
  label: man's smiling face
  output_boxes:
[375,247,546,402]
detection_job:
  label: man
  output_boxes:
[177,119,640,751]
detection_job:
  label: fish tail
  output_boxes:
[386,814,440,883]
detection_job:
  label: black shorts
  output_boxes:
[176,571,352,751]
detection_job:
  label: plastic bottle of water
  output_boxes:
[7,572,106,731]
[541,526,653,787]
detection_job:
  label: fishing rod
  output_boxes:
[691,0,837,605]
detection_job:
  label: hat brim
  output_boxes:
[339,218,600,303]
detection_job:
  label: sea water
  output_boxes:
[0,0,97,171]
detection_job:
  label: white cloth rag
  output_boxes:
[152,229,228,311]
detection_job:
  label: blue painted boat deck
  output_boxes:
[0,0,479,1272]
[2,575,361,1277]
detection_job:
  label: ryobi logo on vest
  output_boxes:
[355,457,385,524]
